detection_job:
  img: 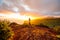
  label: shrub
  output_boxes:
[0,21,14,40]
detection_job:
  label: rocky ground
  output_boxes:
[10,24,58,40]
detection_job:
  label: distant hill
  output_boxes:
[30,17,60,28]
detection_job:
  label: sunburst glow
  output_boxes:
[0,13,35,21]
[20,15,35,20]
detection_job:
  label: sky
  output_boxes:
[0,0,60,16]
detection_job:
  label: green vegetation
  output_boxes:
[32,18,60,27]
[0,21,13,40]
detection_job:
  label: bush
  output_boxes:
[0,21,13,40]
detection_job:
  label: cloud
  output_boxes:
[0,0,60,16]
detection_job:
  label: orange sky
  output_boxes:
[0,10,44,17]
[0,10,60,24]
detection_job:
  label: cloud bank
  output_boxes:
[0,0,60,16]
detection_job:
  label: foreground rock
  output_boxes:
[10,24,57,40]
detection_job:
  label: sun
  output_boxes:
[20,15,35,20]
